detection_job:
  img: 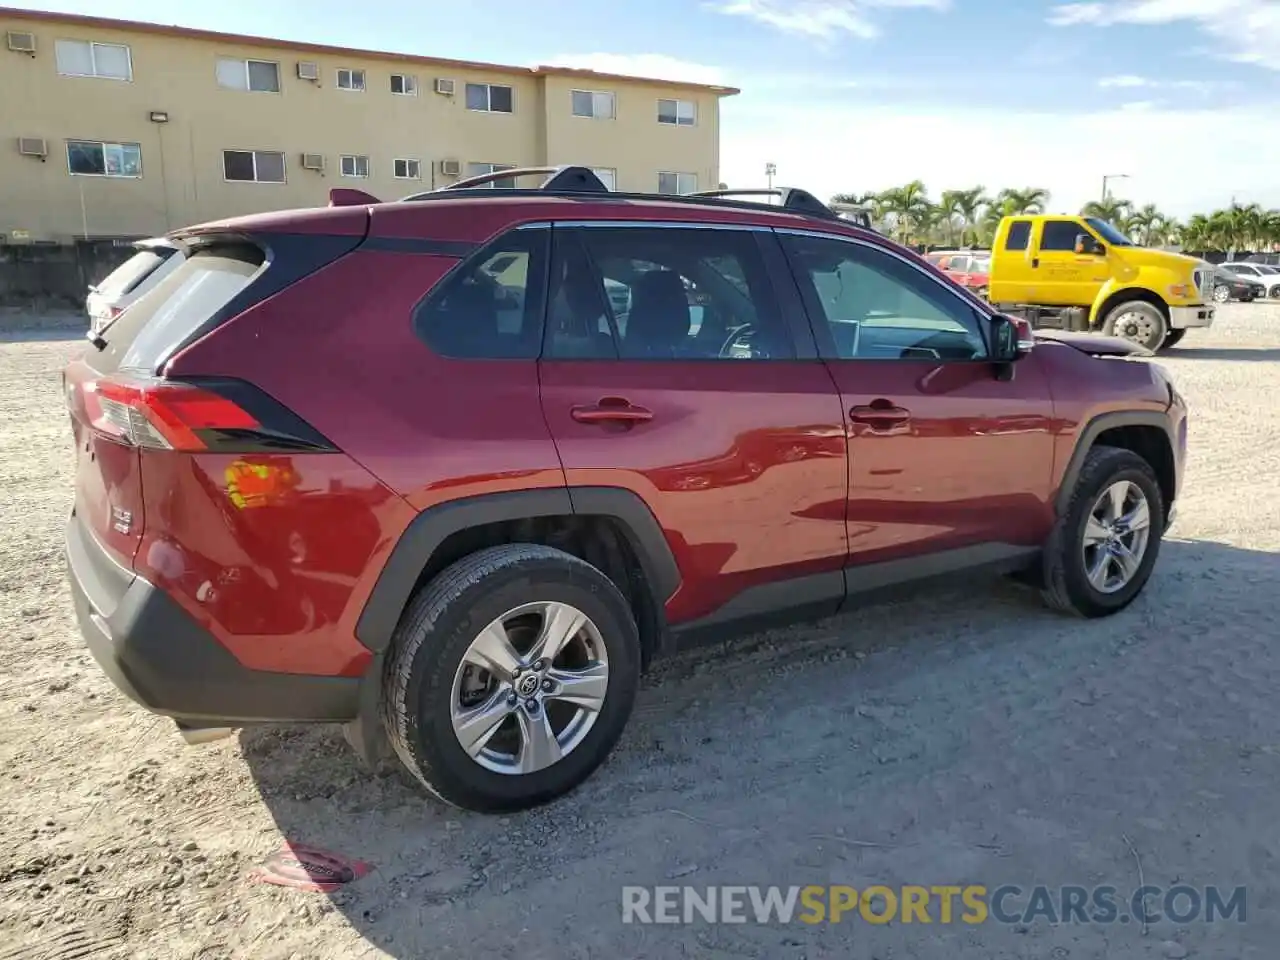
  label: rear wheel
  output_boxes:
[1102,301,1167,352]
[382,544,641,812]
[1269,284,1280,299]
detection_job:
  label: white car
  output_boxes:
[85,238,183,333]
[1220,262,1280,299]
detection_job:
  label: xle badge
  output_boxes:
[111,505,132,534]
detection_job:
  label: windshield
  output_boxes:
[1083,217,1135,246]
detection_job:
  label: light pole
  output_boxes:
[765,162,776,192]
[1101,173,1129,201]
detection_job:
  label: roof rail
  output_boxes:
[403,164,610,200]
[686,187,838,220]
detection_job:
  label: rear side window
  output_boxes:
[96,244,264,373]
[414,228,549,359]
[94,248,175,299]
[1004,220,1031,251]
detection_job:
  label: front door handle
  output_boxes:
[850,402,911,428]
[570,398,654,425]
[1031,257,1040,268]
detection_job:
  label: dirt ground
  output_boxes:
[1,308,1278,960]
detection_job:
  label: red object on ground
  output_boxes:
[251,843,372,892]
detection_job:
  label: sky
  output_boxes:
[15,0,1280,217]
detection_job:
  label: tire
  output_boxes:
[1102,300,1168,352]
[1213,285,1231,304]
[1269,284,1280,299]
[382,544,641,812]
[1161,328,1187,349]
[1040,446,1165,618]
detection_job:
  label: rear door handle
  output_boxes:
[570,398,654,425]
[1031,257,1040,268]
[850,403,911,425]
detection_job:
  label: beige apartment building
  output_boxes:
[0,7,737,243]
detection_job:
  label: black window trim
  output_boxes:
[773,227,995,363]
[547,220,812,362]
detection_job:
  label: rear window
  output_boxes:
[1005,221,1031,251]
[94,243,264,374]
[94,247,176,299]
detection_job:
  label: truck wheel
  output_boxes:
[1102,301,1167,352]
[1161,329,1187,349]
[382,544,641,812]
[1040,446,1164,618]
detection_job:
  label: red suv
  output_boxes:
[64,167,1187,812]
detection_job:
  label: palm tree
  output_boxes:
[831,191,887,231]
[1127,204,1167,247]
[952,187,988,246]
[1179,214,1213,253]
[997,187,1050,215]
[1080,196,1131,224]
[878,180,932,245]
[936,190,965,247]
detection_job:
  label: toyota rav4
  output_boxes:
[64,167,1187,812]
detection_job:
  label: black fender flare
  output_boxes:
[355,486,681,653]
[1053,410,1175,516]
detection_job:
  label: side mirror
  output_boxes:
[991,315,1035,363]
[1074,233,1105,256]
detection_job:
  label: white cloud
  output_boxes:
[1097,73,1150,86]
[1049,0,1280,69]
[543,54,728,86]
[710,0,951,41]
[720,100,1280,217]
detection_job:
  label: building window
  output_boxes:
[337,68,366,91]
[394,158,422,180]
[658,171,697,195]
[390,74,417,95]
[591,167,617,191]
[572,89,615,119]
[223,149,286,183]
[55,40,132,80]
[657,98,696,126]
[216,58,281,92]
[340,155,370,178]
[465,82,513,113]
[67,140,141,177]
[467,162,516,188]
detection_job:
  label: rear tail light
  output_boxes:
[77,375,334,453]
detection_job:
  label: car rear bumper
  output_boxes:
[66,512,361,726]
[1169,305,1214,329]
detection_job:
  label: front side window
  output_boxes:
[67,140,141,178]
[783,234,988,361]
[1040,219,1087,252]
[657,171,697,195]
[223,149,286,183]
[337,68,366,91]
[340,155,370,178]
[1004,220,1031,251]
[657,98,696,125]
[572,89,616,119]
[467,162,516,189]
[55,40,132,80]
[216,58,280,92]
[466,82,514,113]
[414,230,548,359]
[544,226,793,361]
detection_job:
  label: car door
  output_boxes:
[537,222,850,628]
[776,229,1057,581]
[988,218,1034,303]
[1035,218,1107,306]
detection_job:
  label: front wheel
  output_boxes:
[1162,328,1187,349]
[382,544,641,812]
[1102,300,1168,352]
[1040,446,1164,618]
[1213,284,1231,304]
[1268,284,1280,299]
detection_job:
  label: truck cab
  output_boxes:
[988,214,1215,352]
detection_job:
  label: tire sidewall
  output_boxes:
[1058,460,1164,615]
[395,558,640,811]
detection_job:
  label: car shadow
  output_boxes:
[1170,346,1280,362]
[241,536,1280,958]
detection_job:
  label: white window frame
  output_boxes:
[216,57,281,93]
[591,167,617,191]
[390,73,417,96]
[336,68,366,92]
[571,89,616,120]
[55,39,133,81]
[657,98,697,126]
[340,154,370,178]
[222,149,287,184]
[465,82,515,113]
[467,162,517,188]
[658,171,697,195]
[393,158,422,180]
[66,140,142,178]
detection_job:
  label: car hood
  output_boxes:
[1034,330,1153,358]
[1111,246,1199,274]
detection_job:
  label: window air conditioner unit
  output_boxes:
[300,153,326,171]
[434,77,456,96]
[18,137,47,158]
[438,158,462,177]
[6,31,36,54]
[297,61,320,81]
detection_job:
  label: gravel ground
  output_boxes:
[1,307,1278,959]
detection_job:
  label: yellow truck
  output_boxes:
[988,214,1216,352]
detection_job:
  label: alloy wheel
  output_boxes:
[1081,480,1152,594]
[450,601,609,775]
[1213,285,1231,303]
